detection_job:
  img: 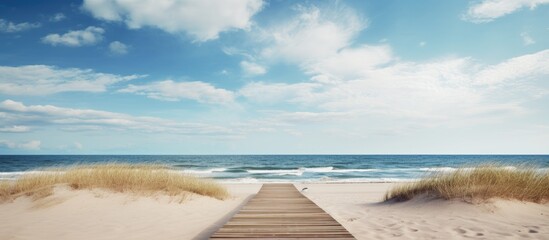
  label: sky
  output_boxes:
[0,0,548,154]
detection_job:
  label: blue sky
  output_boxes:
[0,0,548,154]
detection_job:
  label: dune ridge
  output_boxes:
[0,163,228,202]
[385,164,549,203]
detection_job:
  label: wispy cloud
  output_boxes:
[0,139,41,150]
[240,61,267,76]
[520,32,535,45]
[42,26,105,47]
[0,100,235,136]
[244,4,389,84]
[119,80,235,105]
[0,19,40,32]
[239,82,320,104]
[259,4,366,64]
[463,0,549,23]
[109,41,129,55]
[0,65,144,95]
[0,125,30,133]
[242,49,548,122]
[235,4,549,127]
[82,0,264,42]
[50,13,66,22]
[237,5,549,124]
[474,49,549,85]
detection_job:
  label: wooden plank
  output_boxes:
[210,184,356,239]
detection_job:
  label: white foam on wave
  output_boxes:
[219,177,417,184]
[0,171,28,177]
[247,167,383,175]
[0,171,59,179]
[331,169,382,173]
[179,168,227,175]
[247,169,304,176]
[220,177,260,183]
[301,167,334,172]
[419,167,457,172]
[318,177,417,183]
[419,166,521,172]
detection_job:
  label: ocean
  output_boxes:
[1,155,548,182]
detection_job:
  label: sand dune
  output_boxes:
[1,183,548,239]
[296,183,549,239]
[0,184,261,240]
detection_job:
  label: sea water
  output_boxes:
[1,155,548,182]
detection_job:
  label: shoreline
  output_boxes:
[217,179,416,184]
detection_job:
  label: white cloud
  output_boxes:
[240,61,267,76]
[464,0,549,23]
[251,5,392,83]
[222,47,254,59]
[474,49,549,85]
[260,5,365,64]
[0,65,144,95]
[239,82,321,104]
[0,19,41,32]
[520,32,535,45]
[419,41,427,47]
[82,0,264,42]
[20,140,41,150]
[0,100,234,135]
[0,140,41,150]
[42,26,105,47]
[119,80,235,104]
[273,111,357,124]
[235,4,549,125]
[310,59,489,118]
[305,44,393,82]
[74,142,83,150]
[241,50,549,122]
[109,41,129,55]
[50,13,66,22]
[0,125,30,133]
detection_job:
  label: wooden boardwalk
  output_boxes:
[210,184,356,239]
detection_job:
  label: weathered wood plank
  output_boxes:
[210,184,356,239]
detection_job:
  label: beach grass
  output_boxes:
[384,164,549,203]
[0,163,229,202]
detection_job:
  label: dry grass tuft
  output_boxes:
[385,164,549,203]
[0,163,229,202]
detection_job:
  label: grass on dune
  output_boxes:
[385,164,549,203]
[0,163,229,202]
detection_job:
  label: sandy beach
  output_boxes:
[297,183,549,239]
[0,183,548,240]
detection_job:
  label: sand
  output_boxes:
[1,183,548,240]
[0,184,262,240]
[296,183,549,239]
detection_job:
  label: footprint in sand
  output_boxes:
[524,225,539,233]
[347,217,359,222]
[454,228,467,234]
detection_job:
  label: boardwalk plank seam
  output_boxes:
[210,183,356,239]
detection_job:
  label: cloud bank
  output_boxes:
[0,65,143,95]
[464,0,549,22]
[82,0,264,42]
[42,26,105,47]
[0,19,40,32]
[119,80,235,104]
